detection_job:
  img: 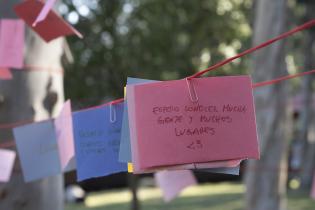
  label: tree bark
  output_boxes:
[245,1,290,210]
[298,3,315,190]
[0,27,64,210]
[128,174,140,210]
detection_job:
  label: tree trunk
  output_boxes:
[298,3,315,190]
[128,174,140,210]
[245,1,289,210]
[0,27,64,210]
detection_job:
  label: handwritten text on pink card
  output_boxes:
[127,76,259,170]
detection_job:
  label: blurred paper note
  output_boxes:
[13,120,61,182]
[73,103,127,181]
[155,170,197,202]
[0,149,16,182]
[0,19,24,69]
[14,1,82,42]
[0,68,13,80]
[55,100,76,171]
[33,0,57,27]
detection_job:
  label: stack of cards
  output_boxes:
[120,76,259,174]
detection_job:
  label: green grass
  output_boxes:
[66,182,314,210]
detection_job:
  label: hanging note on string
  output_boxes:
[14,1,82,42]
[0,0,20,19]
[0,149,16,182]
[32,0,57,27]
[121,77,242,175]
[127,76,259,170]
[0,19,24,69]
[13,120,61,182]
[155,170,197,202]
[55,100,76,172]
[73,103,127,181]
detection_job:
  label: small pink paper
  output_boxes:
[0,19,24,69]
[0,68,13,80]
[0,149,16,182]
[155,170,197,202]
[311,173,315,199]
[33,0,57,27]
[127,76,259,170]
[54,100,76,171]
[14,1,82,42]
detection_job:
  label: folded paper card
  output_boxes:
[0,19,24,69]
[55,100,76,171]
[0,68,13,80]
[73,103,127,181]
[0,149,16,182]
[154,170,197,202]
[127,76,259,170]
[13,120,61,182]
[14,1,82,42]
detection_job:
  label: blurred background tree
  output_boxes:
[61,0,252,107]
[58,0,315,210]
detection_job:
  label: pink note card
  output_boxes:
[0,19,24,69]
[155,170,197,202]
[33,0,57,26]
[0,149,16,182]
[14,1,82,42]
[0,68,13,80]
[54,100,76,171]
[127,76,259,170]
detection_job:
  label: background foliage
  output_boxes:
[62,0,253,106]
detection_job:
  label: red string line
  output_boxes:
[252,69,315,88]
[0,119,34,129]
[0,67,314,131]
[4,65,64,74]
[187,19,315,79]
[81,98,124,112]
[0,98,125,148]
[0,98,124,129]
[0,141,16,149]
[1,20,315,148]
[23,65,64,74]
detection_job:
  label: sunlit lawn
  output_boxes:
[66,182,314,210]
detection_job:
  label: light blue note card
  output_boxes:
[73,103,127,181]
[13,120,61,182]
[119,77,156,163]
